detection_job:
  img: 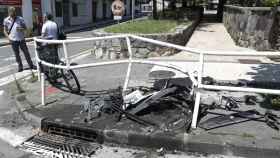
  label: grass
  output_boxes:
[104,20,189,34]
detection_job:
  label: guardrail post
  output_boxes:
[191,52,204,129]
[41,72,45,106]
[33,40,41,81]
[122,36,133,109]
[63,42,70,68]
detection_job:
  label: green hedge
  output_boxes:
[227,0,280,7]
[264,0,280,7]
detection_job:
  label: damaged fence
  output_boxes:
[34,34,280,129]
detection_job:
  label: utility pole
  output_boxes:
[132,0,135,21]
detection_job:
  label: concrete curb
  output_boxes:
[15,94,42,127]
[39,117,280,158]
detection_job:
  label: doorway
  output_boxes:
[63,0,70,26]
[102,2,107,19]
[92,1,97,22]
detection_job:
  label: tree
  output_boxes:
[182,0,187,7]
[169,0,177,9]
[153,0,158,19]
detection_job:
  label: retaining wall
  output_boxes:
[90,10,202,59]
[223,5,280,51]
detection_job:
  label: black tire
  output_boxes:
[61,69,80,93]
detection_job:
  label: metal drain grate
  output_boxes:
[19,133,101,158]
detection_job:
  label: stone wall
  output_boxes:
[223,5,279,51]
[90,9,202,60]
[91,20,198,59]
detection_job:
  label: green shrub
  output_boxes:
[264,0,280,7]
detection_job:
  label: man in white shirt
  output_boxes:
[41,14,58,40]
[40,13,60,65]
[3,7,35,72]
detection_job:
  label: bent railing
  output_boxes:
[34,34,280,129]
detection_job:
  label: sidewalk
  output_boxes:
[150,23,280,82]
[162,23,274,63]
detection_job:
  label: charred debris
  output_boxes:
[80,77,280,132]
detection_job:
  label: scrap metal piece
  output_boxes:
[220,96,239,110]
[199,110,261,130]
[129,87,178,115]
[81,89,123,120]
[110,102,156,126]
[264,111,280,131]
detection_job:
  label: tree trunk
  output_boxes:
[170,0,176,9]
[153,0,158,19]
[182,0,187,8]
[217,0,226,22]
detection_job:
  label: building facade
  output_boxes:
[1,0,134,32]
[42,0,133,27]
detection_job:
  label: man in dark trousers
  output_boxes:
[3,7,35,72]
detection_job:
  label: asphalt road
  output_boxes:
[0,30,95,79]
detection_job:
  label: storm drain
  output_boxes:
[19,133,101,158]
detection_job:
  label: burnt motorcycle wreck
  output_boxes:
[81,77,196,132]
[80,74,280,133]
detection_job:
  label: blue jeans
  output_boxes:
[11,40,34,70]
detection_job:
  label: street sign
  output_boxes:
[114,16,122,20]
[111,0,125,21]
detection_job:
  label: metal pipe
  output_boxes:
[34,34,128,44]
[198,53,204,87]
[191,53,204,129]
[62,42,70,68]
[33,39,41,81]
[201,84,280,95]
[191,92,201,128]
[41,73,45,106]
[123,37,133,98]
[34,35,280,56]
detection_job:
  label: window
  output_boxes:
[55,0,62,17]
[72,2,78,17]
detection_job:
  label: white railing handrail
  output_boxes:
[34,34,280,130]
[34,34,280,56]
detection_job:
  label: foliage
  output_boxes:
[227,0,280,7]
[104,20,188,34]
[264,0,280,7]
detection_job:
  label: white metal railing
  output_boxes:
[34,34,280,129]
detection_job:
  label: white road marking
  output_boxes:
[0,90,3,96]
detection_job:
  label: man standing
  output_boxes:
[41,13,58,40]
[3,7,35,72]
[40,13,59,65]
